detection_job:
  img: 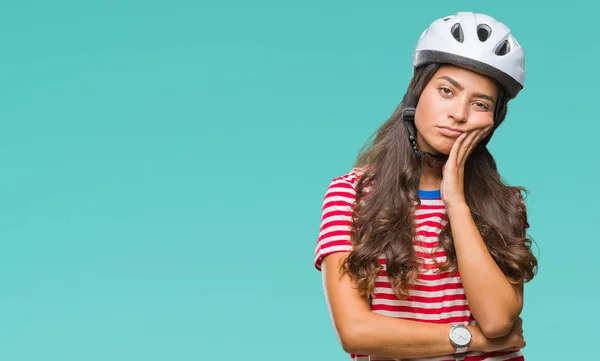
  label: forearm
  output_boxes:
[447,203,521,336]
[343,312,488,359]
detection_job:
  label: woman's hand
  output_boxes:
[474,317,526,353]
[440,126,492,209]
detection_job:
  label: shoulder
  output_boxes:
[331,165,369,186]
[325,166,368,195]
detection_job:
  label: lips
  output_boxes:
[437,126,464,138]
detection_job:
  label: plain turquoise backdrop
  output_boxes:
[0,0,597,360]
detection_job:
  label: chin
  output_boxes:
[418,134,453,155]
[429,140,453,155]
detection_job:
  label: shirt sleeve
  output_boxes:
[313,177,357,271]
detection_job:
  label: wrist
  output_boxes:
[467,325,489,353]
[446,201,470,216]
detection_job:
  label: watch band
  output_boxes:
[449,324,471,360]
[454,345,467,361]
[455,345,468,353]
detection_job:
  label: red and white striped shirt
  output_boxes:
[314,167,524,361]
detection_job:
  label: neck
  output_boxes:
[418,157,445,190]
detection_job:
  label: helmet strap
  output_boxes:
[402,107,448,189]
[402,107,449,163]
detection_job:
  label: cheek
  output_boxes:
[414,94,442,128]
[473,116,494,129]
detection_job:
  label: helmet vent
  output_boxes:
[477,24,492,42]
[495,40,511,56]
[451,23,464,43]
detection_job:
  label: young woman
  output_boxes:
[313,12,538,361]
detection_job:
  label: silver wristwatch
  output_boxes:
[449,324,472,358]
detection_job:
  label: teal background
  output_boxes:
[0,0,596,360]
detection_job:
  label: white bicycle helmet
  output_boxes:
[413,12,525,99]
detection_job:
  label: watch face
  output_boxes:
[451,326,472,346]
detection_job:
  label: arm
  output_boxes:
[446,204,523,339]
[440,128,524,339]
[322,252,504,359]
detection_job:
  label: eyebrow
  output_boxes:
[437,76,496,105]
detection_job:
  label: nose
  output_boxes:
[448,101,468,123]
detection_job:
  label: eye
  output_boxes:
[473,101,491,111]
[439,86,453,97]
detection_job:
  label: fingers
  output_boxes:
[487,318,525,353]
[478,126,492,145]
[455,129,479,166]
[447,126,492,170]
[511,317,526,350]
[456,130,479,165]
[446,131,465,171]
[456,126,492,165]
[513,318,523,333]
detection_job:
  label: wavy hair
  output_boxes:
[341,63,538,299]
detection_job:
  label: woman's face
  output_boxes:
[414,65,498,155]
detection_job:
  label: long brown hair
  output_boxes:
[342,63,538,299]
